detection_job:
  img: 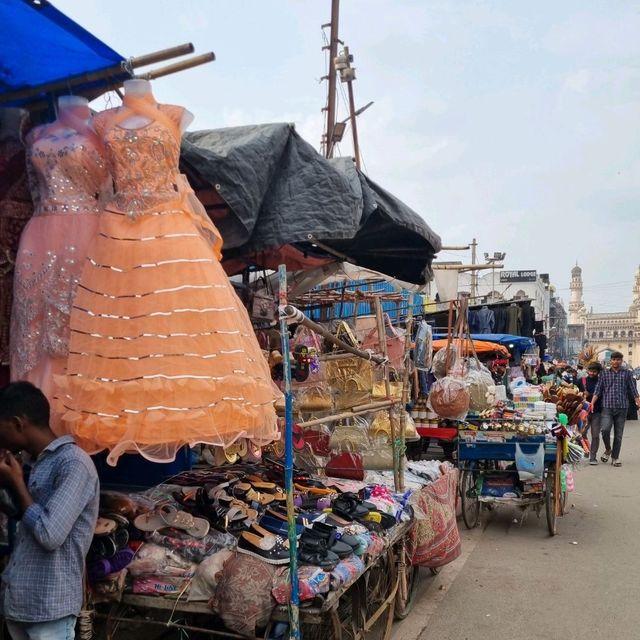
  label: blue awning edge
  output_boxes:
[0,0,126,106]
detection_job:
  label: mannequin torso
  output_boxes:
[117,79,194,131]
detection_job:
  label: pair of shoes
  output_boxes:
[600,451,611,463]
[238,528,290,564]
[589,459,598,465]
[612,459,622,467]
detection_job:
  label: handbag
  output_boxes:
[297,386,333,412]
[362,445,394,470]
[325,451,364,481]
[251,275,277,322]
[302,424,331,457]
[328,423,369,452]
[362,313,406,371]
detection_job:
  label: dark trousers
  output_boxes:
[587,413,602,461]
[601,408,627,460]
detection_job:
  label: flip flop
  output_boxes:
[94,517,117,536]
[601,452,611,463]
[612,460,622,467]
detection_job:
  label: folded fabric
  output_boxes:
[330,555,365,590]
[272,565,331,604]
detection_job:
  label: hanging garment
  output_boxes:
[493,306,507,334]
[520,303,535,337]
[10,120,108,402]
[476,307,495,334]
[506,305,521,336]
[0,109,33,367]
[55,95,278,464]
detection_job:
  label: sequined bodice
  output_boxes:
[27,128,109,216]
[95,105,183,214]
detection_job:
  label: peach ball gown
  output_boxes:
[55,94,278,465]
[10,118,108,404]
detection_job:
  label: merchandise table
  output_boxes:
[458,432,566,535]
[93,520,414,640]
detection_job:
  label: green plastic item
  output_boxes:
[560,466,567,492]
[557,413,568,426]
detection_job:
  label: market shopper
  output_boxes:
[577,362,603,464]
[0,381,99,639]
[590,352,640,467]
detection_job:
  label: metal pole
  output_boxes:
[325,0,340,158]
[278,265,300,640]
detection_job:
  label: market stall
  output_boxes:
[0,6,457,638]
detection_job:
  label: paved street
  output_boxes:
[394,421,640,640]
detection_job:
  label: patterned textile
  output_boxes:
[0,118,34,365]
[407,467,461,568]
[212,553,277,637]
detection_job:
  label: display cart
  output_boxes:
[458,432,567,536]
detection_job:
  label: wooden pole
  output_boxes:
[325,0,340,158]
[0,43,199,105]
[135,52,216,81]
[278,266,300,640]
[374,297,399,490]
[398,296,414,491]
[345,61,362,169]
[282,305,386,364]
[297,400,399,428]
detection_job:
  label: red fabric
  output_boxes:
[407,467,461,568]
[416,427,458,441]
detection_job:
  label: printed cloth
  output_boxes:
[407,467,461,568]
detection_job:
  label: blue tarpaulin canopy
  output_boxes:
[433,333,536,352]
[0,0,126,106]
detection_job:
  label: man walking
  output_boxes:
[577,362,603,465]
[0,382,99,639]
[590,352,640,467]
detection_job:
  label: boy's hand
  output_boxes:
[0,451,24,489]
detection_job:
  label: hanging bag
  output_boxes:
[362,313,406,371]
[515,443,544,480]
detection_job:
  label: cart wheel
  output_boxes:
[299,607,343,640]
[461,468,480,529]
[545,471,557,536]
[394,543,419,620]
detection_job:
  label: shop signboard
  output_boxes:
[499,270,537,283]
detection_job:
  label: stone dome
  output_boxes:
[571,264,582,277]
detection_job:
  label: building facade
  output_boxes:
[458,269,551,331]
[568,265,640,367]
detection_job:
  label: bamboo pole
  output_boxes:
[278,266,300,640]
[374,297,399,491]
[398,297,414,491]
[282,305,386,364]
[135,53,216,81]
[0,43,198,105]
[297,400,399,428]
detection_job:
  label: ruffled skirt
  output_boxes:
[11,212,99,403]
[54,201,278,464]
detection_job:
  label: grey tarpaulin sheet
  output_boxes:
[181,123,441,284]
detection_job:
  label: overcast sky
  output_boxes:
[56,0,640,313]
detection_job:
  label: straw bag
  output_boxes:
[297,386,333,412]
[329,422,369,452]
